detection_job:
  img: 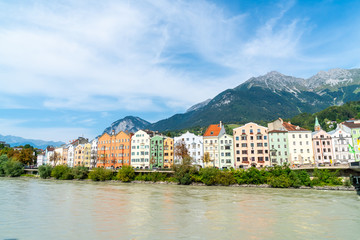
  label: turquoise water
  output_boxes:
[0,178,359,240]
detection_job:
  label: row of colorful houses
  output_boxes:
[37,118,360,169]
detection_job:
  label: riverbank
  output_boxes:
[16,175,357,192]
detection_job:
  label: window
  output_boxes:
[236,136,239,141]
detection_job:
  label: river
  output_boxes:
[0,178,359,240]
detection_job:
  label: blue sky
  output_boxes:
[0,0,360,142]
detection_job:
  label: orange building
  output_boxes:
[163,137,174,168]
[97,131,131,169]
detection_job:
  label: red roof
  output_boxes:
[204,124,222,137]
[282,121,309,131]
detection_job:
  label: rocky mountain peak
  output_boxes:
[306,68,354,89]
[242,71,306,92]
[103,116,151,135]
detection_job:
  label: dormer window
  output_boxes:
[210,131,213,135]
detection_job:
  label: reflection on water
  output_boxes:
[0,178,359,240]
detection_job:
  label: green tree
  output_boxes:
[88,168,113,181]
[72,166,89,180]
[38,165,53,179]
[51,165,74,180]
[3,160,24,177]
[117,166,135,182]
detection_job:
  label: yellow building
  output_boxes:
[74,144,85,167]
[163,137,174,168]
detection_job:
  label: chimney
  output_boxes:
[219,121,222,127]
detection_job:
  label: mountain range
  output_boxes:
[104,68,360,134]
[0,134,65,149]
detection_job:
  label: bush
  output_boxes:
[0,154,9,177]
[88,168,113,181]
[215,170,236,186]
[51,165,74,180]
[3,160,24,177]
[199,167,220,186]
[134,172,169,182]
[268,175,292,188]
[243,167,265,185]
[343,178,352,187]
[72,166,89,180]
[38,165,53,179]
[312,169,343,186]
[173,160,198,185]
[117,166,135,182]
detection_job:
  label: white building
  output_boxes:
[90,139,98,169]
[174,131,204,167]
[203,122,226,167]
[36,154,45,167]
[131,130,154,169]
[268,118,313,165]
[67,145,74,168]
[328,125,355,163]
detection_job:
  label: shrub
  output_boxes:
[117,166,135,182]
[343,178,352,187]
[72,166,89,180]
[243,167,265,185]
[216,170,236,186]
[173,160,198,185]
[88,168,113,181]
[268,175,291,188]
[38,165,53,179]
[312,169,343,186]
[294,170,312,187]
[51,165,74,180]
[3,160,24,177]
[199,167,220,186]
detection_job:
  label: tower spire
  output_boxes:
[314,116,321,131]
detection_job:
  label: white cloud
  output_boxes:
[0,0,307,112]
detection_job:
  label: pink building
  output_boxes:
[233,122,270,168]
[312,130,334,165]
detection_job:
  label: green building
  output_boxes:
[343,120,360,161]
[150,135,164,168]
[268,130,289,165]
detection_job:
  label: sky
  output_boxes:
[0,0,360,142]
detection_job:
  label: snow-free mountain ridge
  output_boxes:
[0,134,65,149]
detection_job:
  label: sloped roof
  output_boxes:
[268,130,287,133]
[343,121,360,129]
[204,124,222,137]
[282,121,309,131]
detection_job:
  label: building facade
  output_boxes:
[218,133,234,169]
[328,125,355,163]
[150,135,164,168]
[312,130,334,165]
[131,130,154,169]
[268,118,313,165]
[174,131,204,167]
[233,122,270,168]
[268,130,289,166]
[97,131,131,169]
[343,120,360,160]
[203,122,225,167]
[163,137,174,168]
